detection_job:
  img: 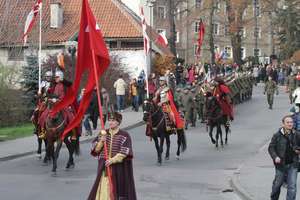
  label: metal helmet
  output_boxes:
[45,71,52,77]
[159,76,166,82]
[55,70,64,81]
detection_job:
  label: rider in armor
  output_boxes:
[38,70,77,139]
[153,76,184,131]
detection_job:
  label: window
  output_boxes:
[214,45,220,54]
[175,31,180,43]
[195,0,203,8]
[213,23,219,35]
[194,21,200,33]
[224,25,230,36]
[241,47,246,59]
[241,27,246,38]
[253,1,261,17]
[157,29,166,36]
[176,8,181,20]
[158,6,166,19]
[224,46,232,58]
[254,27,261,39]
[253,48,261,56]
[8,47,24,61]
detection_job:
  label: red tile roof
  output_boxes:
[0,0,142,46]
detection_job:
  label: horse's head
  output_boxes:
[45,110,65,137]
[143,99,156,122]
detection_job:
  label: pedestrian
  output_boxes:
[147,74,157,100]
[268,115,300,200]
[292,83,300,107]
[137,75,146,106]
[113,75,127,112]
[253,65,259,85]
[129,78,139,111]
[286,72,297,104]
[88,112,137,200]
[264,76,278,109]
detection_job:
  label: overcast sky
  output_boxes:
[121,0,140,14]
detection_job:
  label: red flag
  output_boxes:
[140,7,150,54]
[196,20,205,58]
[23,0,42,45]
[156,33,168,48]
[51,0,110,140]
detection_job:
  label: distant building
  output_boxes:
[0,0,144,75]
[140,0,275,64]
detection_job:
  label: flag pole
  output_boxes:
[38,3,42,93]
[91,49,115,200]
[145,55,149,99]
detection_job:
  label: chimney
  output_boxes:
[50,3,63,28]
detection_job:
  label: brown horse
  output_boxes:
[31,104,49,161]
[143,99,187,165]
[44,102,80,174]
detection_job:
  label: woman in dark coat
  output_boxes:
[88,112,137,200]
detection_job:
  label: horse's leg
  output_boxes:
[176,131,181,159]
[225,122,230,145]
[64,136,75,169]
[218,124,224,147]
[52,140,62,173]
[37,137,42,159]
[215,125,220,148]
[153,136,161,165]
[209,125,216,144]
[44,139,52,164]
[165,134,170,160]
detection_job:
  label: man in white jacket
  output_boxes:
[114,75,127,112]
[292,82,300,108]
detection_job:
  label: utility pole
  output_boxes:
[254,0,259,64]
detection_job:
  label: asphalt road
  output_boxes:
[0,84,290,200]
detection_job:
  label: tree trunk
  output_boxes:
[209,0,216,64]
[168,0,177,56]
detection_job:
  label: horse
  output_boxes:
[143,99,187,165]
[31,105,49,161]
[44,101,80,174]
[206,96,230,148]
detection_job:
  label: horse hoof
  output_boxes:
[51,171,57,177]
[165,156,170,161]
[66,163,75,169]
[157,162,162,166]
[176,155,180,160]
[211,140,216,144]
[36,153,42,159]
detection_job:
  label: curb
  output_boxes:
[0,121,145,163]
[230,171,255,200]
[230,139,270,200]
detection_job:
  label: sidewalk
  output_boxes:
[231,144,300,200]
[0,108,144,161]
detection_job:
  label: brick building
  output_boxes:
[140,0,275,64]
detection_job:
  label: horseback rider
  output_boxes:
[213,77,234,122]
[153,76,184,131]
[38,70,77,139]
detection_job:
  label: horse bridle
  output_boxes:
[144,100,164,131]
[45,117,65,134]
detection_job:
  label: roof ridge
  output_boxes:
[111,0,142,35]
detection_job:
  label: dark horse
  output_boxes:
[31,106,49,161]
[206,96,230,148]
[143,99,187,165]
[44,102,80,174]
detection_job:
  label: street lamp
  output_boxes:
[254,0,259,64]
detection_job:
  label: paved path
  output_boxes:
[0,84,295,200]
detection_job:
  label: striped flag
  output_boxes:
[23,0,42,45]
[140,7,150,54]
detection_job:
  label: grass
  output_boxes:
[0,123,34,141]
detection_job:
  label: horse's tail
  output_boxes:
[178,129,187,152]
[74,135,80,156]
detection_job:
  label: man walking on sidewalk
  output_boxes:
[268,115,300,200]
[264,76,278,109]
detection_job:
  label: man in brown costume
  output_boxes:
[88,112,137,200]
